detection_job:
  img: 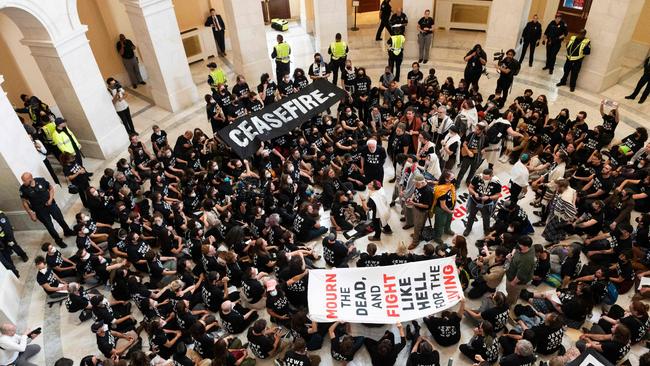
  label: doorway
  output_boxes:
[358,0,380,13]
[556,0,592,33]
[268,0,291,19]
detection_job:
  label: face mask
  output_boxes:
[315,58,321,63]
[49,247,56,254]
[155,130,161,135]
[286,179,293,185]
[82,252,90,260]
[154,219,163,226]
[39,267,48,274]
[82,228,90,235]
[270,290,278,296]
[82,215,89,222]
[189,193,196,197]
[102,324,109,332]
[166,152,172,158]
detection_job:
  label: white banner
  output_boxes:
[307,257,464,323]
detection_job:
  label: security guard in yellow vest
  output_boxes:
[387,31,406,82]
[327,33,349,85]
[557,29,590,92]
[207,62,228,94]
[271,34,291,83]
[51,118,83,164]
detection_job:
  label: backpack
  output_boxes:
[603,282,619,305]
[486,120,507,145]
[511,59,521,76]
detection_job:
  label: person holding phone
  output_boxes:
[0,323,41,366]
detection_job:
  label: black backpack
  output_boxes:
[511,59,521,76]
[486,121,507,145]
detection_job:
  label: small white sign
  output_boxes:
[352,0,360,7]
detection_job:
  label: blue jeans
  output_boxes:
[304,227,328,242]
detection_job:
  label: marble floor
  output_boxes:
[7,21,650,365]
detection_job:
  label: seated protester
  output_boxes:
[189,322,218,360]
[617,175,650,213]
[499,339,536,366]
[247,319,286,360]
[171,342,194,366]
[34,256,68,298]
[219,300,259,335]
[90,295,136,333]
[491,200,531,236]
[41,242,76,278]
[459,321,499,364]
[322,232,358,268]
[328,321,365,363]
[582,222,633,266]
[241,266,266,310]
[91,321,138,360]
[384,242,413,266]
[363,323,406,366]
[423,299,464,347]
[607,251,636,294]
[76,211,111,243]
[75,248,123,285]
[527,282,595,329]
[465,291,509,333]
[608,127,648,167]
[278,255,310,309]
[524,313,565,355]
[148,317,182,360]
[86,187,116,226]
[330,191,366,232]
[407,335,440,366]
[531,244,550,286]
[126,232,150,273]
[265,279,293,326]
[293,203,327,242]
[467,246,507,299]
[201,271,235,313]
[577,324,631,365]
[603,188,634,231]
[144,250,176,287]
[74,223,104,256]
[576,163,615,211]
[65,282,93,313]
[282,337,319,366]
[633,214,650,270]
[107,229,129,259]
[566,199,605,238]
[356,242,385,267]
[596,300,650,346]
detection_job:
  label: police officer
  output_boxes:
[19,172,74,248]
[52,118,83,165]
[0,210,29,263]
[328,33,349,85]
[389,8,408,37]
[495,49,519,107]
[625,56,650,104]
[417,9,434,64]
[387,30,406,82]
[207,62,228,95]
[542,13,568,74]
[375,0,392,40]
[271,34,291,83]
[557,29,590,92]
[519,14,542,67]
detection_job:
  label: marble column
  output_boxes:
[484,0,532,57]
[580,0,644,92]
[402,0,434,59]
[0,76,51,230]
[300,0,315,34]
[222,0,274,84]
[313,0,348,58]
[22,30,129,160]
[121,0,200,112]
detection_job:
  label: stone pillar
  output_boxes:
[580,0,644,92]
[22,31,129,160]
[121,0,200,112]
[402,0,434,58]
[484,0,532,57]
[0,76,51,230]
[313,0,348,57]
[223,0,274,84]
[300,0,315,34]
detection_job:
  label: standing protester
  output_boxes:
[328,33,349,85]
[387,31,406,82]
[416,10,434,64]
[375,0,392,40]
[106,78,135,135]
[19,172,74,248]
[308,53,331,82]
[0,323,41,366]
[464,44,487,91]
[457,122,487,187]
[509,153,530,204]
[463,169,501,237]
[405,174,433,250]
[626,56,650,104]
[205,8,226,57]
[431,170,456,244]
[360,139,387,183]
[495,49,519,107]
[115,34,145,89]
[389,9,408,37]
[519,15,542,67]
[271,35,291,84]
[542,13,568,74]
[61,152,91,208]
[505,236,535,305]
[557,29,591,92]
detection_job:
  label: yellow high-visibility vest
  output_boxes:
[41,121,56,143]
[52,129,80,155]
[566,36,590,61]
[390,35,405,56]
[275,42,291,63]
[209,69,227,87]
[330,41,347,60]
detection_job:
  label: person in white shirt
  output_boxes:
[0,323,41,366]
[106,77,135,135]
[509,153,530,204]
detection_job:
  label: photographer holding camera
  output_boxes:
[495,49,520,108]
[106,77,135,135]
[463,44,487,91]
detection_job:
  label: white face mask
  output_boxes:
[269,290,278,296]
[82,228,90,234]
[39,267,48,274]
[286,178,293,185]
[82,252,91,260]
[102,324,109,332]
[154,219,163,226]
[49,247,57,254]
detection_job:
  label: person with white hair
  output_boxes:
[0,323,41,366]
[361,138,387,184]
[219,300,259,334]
[498,339,536,366]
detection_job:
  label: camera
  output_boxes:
[493,49,505,62]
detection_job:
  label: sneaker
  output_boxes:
[556,82,565,87]
[418,59,423,63]
[389,202,396,207]
[403,224,413,230]
[56,240,68,249]
[20,255,29,263]
[542,66,549,70]
[625,95,635,100]
[389,177,396,183]
[400,217,406,222]
[462,229,471,237]
[423,59,428,64]
[532,221,545,227]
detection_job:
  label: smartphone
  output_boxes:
[27,327,42,337]
[447,358,453,366]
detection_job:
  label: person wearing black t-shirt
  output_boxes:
[329,322,365,363]
[364,323,406,366]
[41,242,76,278]
[283,337,318,366]
[247,319,285,359]
[466,292,509,333]
[35,256,67,298]
[220,300,258,335]
[408,335,440,366]
[91,320,137,360]
[416,10,434,63]
[360,139,387,184]
[241,267,266,309]
[463,169,501,236]
[496,49,519,106]
[356,242,385,267]
[322,232,358,268]
[116,34,144,88]
[499,339,536,366]
[148,317,182,360]
[578,323,631,365]
[424,299,464,346]
[464,44,487,91]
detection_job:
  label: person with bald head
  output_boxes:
[0,322,41,366]
[19,172,73,248]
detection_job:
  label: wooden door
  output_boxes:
[268,0,291,19]
[556,0,592,33]
[358,0,380,13]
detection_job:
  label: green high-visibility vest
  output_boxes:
[209,69,227,87]
[275,42,291,63]
[330,41,347,60]
[566,36,590,61]
[390,35,405,56]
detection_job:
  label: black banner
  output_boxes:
[217,79,346,158]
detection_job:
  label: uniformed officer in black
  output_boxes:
[519,14,542,67]
[626,56,650,104]
[542,13,568,74]
[375,0,392,41]
[0,210,29,270]
[19,172,74,248]
[389,8,408,37]
[556,29,591,92]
